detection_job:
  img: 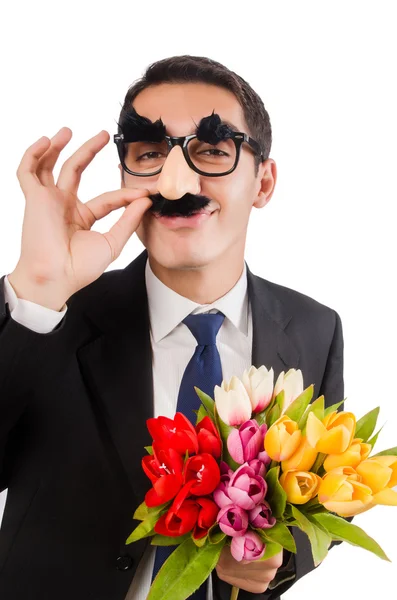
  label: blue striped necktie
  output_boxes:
[151,311,225,599]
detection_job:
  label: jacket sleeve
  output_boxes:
[212,309,345,600]
[0,275,68,492]
[276,309,345,595]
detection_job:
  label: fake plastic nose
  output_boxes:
[157,145,200,200]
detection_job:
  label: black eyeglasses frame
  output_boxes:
[113,131,264,177]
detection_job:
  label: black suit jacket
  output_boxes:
[0,248,344,600]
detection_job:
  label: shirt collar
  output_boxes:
[145,258,249,343]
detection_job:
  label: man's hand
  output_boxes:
[216,547,284,594]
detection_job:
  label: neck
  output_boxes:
[147,248,245,305]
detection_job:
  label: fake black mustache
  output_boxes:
[148,193,212,217]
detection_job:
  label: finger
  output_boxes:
[36,127,73,186]
[84,188,151,227]
[218,563,277,582]
[102,195,153,262]
[215,571,271,594]
[56,130,110,196]
[16,136,52,196]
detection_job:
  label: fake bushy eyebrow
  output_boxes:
[117,105,166,142]
[117,106,237,144]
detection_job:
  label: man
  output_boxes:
[0,55,344,599]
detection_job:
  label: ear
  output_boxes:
[253,159,277,208]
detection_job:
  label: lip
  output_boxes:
[152,209,217,229]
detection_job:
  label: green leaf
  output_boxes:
[367,424,385,449]
[274,390,285,410]
[265,467,287,519]
[255,410,267,426]
[151,534,190,546]
[304,497,328,514]
[192,534,208,547]
[267,404,281,427]
[196,404,209,425]
[324,399,345,417]
[128,503,169,543]
[311,513,390,561]
[194,387,215,420]
[260,540,283,560]
[126,517,157,544]
[147,537,226,600]
[207,524,226,545]
[298,395,325,432]
[213,406,240,471]
[355,407,380,442]
[310,452,327,474]
[259,522,297,554]
[372,446,397,457]
[284,385,314,423]
[291,506,331,566]
[144,446,154,455]
[133,501,169,521]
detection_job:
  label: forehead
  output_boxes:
[131,82,248,136]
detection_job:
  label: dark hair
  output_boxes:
[118,55,272,177]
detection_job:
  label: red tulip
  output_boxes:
[154,483,219,539]
[196,417,222,458]
[143,446,184,507]
[184,453,221,495]
[155,499,199,537]
[193,497,219,539]
[147,413,199,455]
[154,484,199,537]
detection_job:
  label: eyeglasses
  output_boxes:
[113,131,264,177]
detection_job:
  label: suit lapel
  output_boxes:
[246,262,300,375]
[76,250,153,504]
[76,250,300,503]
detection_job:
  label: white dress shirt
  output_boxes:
[3,259,253,600]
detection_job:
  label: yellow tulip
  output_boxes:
[264,415,302,461]
[323,438,372,472]
[306,410,356,454]
[279,470,322,504]
[356,456,397,506]
[281,437,318,472]
[318,466,374,516]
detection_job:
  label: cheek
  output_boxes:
[204,177,253,223]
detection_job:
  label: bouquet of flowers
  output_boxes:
[126,365,397,600]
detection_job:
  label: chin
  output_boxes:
[148,243,215,271]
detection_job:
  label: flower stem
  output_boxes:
[230,585,240,600]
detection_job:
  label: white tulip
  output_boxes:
[273,369,304,413]
[214,375,252,426]
[241,365,274,413]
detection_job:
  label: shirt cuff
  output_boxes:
[4,275,67,334]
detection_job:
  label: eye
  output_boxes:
[137,151,165,161]
[198,148,230,157]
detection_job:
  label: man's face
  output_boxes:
[119,82,276,271]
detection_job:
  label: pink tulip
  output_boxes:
[257,450,272,468]
[231,531,266,562]
[247,459,266,478]
[227,420,268,465]
[249,501,276,528]
[213,476,232,509]
[227,464,267,510]
[217,505,248,537]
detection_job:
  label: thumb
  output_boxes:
[103,196,153,262]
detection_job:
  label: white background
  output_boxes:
[1,1,396,597]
